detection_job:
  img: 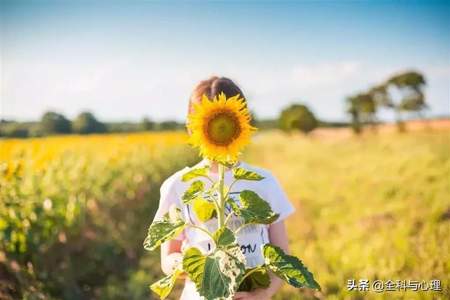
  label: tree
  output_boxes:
[346,92,378,134]
[72,111,106,134]
[278,104,318,134]
[140,117,155,131]
[358,93,377,127]
[346,96,362,134]
[40,112,71,135]
[385,71,427,131]
[369,84,391,108]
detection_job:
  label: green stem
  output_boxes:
[187,224,215,241]
[202,175,215,184]
[217,163,226,228]
[241,267,264,281]
[224,211,234,226]
[235,223,252,235]
[225,179,238,199]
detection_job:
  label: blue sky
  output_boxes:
[1,0,449,122]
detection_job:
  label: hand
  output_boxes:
[177,271,187,280]
[234,288,272,300]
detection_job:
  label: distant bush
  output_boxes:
[0,122,29,138]
[40,112,72,135]
[318,120,350,128]
[104,122,140,133]
[140,117,155,131]
[279,104,318,134]
[40,111,71,134]
[158,120,184,131]
[72,111,106,134]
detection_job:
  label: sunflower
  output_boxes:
[187,92,256,163]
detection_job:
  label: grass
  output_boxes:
[1,129,448,299]
[245,130,450,299]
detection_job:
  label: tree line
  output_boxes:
[0,112,185,138]
[0,107,336,138]
[0,69,431,138]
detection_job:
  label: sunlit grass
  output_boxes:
[1,129,448,299]
[245,130,450,299]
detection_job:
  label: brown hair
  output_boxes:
[188,76,246,115]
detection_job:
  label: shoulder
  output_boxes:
[239,161,287,197]
[239,161,277,183]
[240,162,295,219]
[160,168,186,191]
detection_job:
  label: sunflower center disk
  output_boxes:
[205,112,241,146]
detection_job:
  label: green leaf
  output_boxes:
[262,244,321,290]
[150,269,183,299]
[232,190,279,224]
[182,166,209,182]
[221,161,237,169]
[182,180,205,203]
[226,198,240,213]
[193,197,216,222]
[233,167,265,181]
[238,267,271,292]
[183,246,246,300]
[143,213,185,251]
[213,227,236,248]
[182,247,206,286]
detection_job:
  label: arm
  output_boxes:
[234,221,289,300]
[265,220,289,295]
[157,178,187,276]
[160,239,184,275]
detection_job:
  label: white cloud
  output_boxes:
[291,61,362,89]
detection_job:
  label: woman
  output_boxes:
[153,77,295,299]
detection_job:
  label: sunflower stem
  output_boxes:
[187,224,215,241]
[241,267,262,281]
[217,163,226,228]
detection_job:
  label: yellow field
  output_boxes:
[1,129,449,299]
[0,132,189,171]
[0,132,197,299]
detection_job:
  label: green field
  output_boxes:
[1,129,449,299]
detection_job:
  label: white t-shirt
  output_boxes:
[152,159,295,299]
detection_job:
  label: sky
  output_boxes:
[1,0,449,122]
